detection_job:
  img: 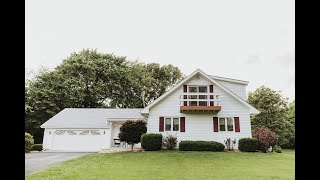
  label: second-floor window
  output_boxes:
[188,86,208,106]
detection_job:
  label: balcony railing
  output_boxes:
[179,93,221,112]
[179,93,221,106]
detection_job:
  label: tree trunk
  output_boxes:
[131,143,134,151]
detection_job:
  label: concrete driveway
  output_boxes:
[25,152,92,176]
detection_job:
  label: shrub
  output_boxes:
[25,132,34,153]
[252,128,278,152]
[273,145,282,153]
[141,133,163,151]
[179,141,225,152]
[238,138,258,152]
[163,135,178,150]
[32,144,43,151]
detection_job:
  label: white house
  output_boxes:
[41,69,259,152]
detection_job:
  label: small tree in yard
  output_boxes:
[119,120,147,151]
[252,127,277,152]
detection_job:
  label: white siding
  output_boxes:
[215,80,247,100]
[146,74,252,149]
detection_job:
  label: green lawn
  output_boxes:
[27,150,295,180]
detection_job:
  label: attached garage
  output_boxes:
[41,108,144,152]
[45,129,110,152]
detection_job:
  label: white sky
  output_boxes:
[25,0,295,101]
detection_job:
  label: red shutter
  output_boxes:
[183,85,187,92]
[159,117,164,132]
[213,117,218,132]
[210,95,214,106]
[234,117,240,132]
[180,117,185,132]
[183,85,187,106]
[210,85,213,93]
[210,85,214,106]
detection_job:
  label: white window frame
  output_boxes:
[164,117,180,132]
[187,85,209,106]
[218,117,235,132]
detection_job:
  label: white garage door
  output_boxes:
[51,129,109,152]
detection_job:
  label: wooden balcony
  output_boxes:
[179,93,221,113]
[180,106,221,112]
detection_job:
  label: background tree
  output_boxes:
[25,49,183,143]
[248,86,294,148]
[118,120,147,151]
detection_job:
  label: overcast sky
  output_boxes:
[25,0,295,101]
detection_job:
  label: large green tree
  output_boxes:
[248,86,294,148]
[25,49,183,143]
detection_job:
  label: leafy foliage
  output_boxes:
[141,133,163,151]
[248,86,294,148]
[119,120,147,150]
[238,138,258,152]
[163,135,178,150]
[25,49,183,143]
[252,128,277,152]
[32,144,43,151]
[25,132,34,153]
[273,145,282,153]
[179,141,225,152]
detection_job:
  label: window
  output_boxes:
[198,86,208,93]
[67,131,77,135]
[219,118,225,131]
[165,118,171,131]
[189,86,197,93]
[173,118,179,131]
[227,118,234,131]
[189,101,197,106]
[55,130,65,135]
[165,117,180,131]
[79,131,89,135]
[186,86,210,106]
[91,130,101,135]
[189,95,197,99]
[199,101,207,106]
[219,117,234,132]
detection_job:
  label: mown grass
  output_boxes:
[27,150,295,180]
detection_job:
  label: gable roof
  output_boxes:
[209,75,249,85]
[141,69,259,115]
[41,108,144,128]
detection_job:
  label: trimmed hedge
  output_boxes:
[179,141,225,152]
[238,138,258,152]
[141,133,163,151]
[32,144,43,151]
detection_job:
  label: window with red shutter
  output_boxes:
[234,117,240,132]
[180,117,185,132]
[159,117,164,132]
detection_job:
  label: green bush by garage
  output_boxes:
[238,138,258,152]
[32,144,43,151]
[179,141,225,152]
[141,133,163,151]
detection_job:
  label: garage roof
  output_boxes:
[40,108,144,128]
